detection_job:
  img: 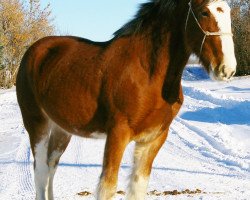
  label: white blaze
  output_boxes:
[208,1,237,72]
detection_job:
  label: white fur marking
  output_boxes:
[134,126,162,143]
[97,177,116,200]
[127,176,149,200]
[208,1,237,72]
[34,137,50,200]
[90,132,107,139]
[49,150,62,167]
[48,150,62,199]
[127,144,150,200]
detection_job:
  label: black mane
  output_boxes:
[114,0,178,38]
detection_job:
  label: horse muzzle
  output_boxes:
[210,63,236,81]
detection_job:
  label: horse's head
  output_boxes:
[185,0,236,81]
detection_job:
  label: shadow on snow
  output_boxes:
[180,100,250,125]
[0,160,239,178]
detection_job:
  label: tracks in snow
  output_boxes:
[170,83,250,175]
[0,89,34,200]
[10,130,34,200]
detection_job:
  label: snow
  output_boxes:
[0,65,250,199]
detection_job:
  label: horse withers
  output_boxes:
[16,0,236,199]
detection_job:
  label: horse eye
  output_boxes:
[201,11,209,17]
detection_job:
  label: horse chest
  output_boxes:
[132,100,183,143]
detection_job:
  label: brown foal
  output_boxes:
[16,0,236,199]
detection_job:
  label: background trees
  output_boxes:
[0,0,54,88]
[230,0,250,76]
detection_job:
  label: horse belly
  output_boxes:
[40,91,98,133]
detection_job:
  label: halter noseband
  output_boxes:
[185,0,233,57]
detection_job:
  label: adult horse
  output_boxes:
[16,0,236,199]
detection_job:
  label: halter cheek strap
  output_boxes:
[185,0,233,57]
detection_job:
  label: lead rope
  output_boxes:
[185,0,233,59]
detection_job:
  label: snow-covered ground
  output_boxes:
[0,66,249,200]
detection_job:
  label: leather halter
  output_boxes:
[185,0,233,57]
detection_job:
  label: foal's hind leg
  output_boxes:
[47,127,71,199]
[25,118,51,200]
[127,132,167,200]
[27,120,71,200]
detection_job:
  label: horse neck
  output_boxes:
[129,26,190,103]
[131,29,171,78]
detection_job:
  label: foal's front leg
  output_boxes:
[97,122,131,200]
[127,132,168,200]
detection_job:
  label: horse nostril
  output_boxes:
[229,70,236,79]
[220,65,227,78]
[219,65,227,77]
[218,64,236,80]
[221,65,226,74]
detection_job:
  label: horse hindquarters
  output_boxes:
[16,60,71,200]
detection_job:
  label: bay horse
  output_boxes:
[16,0,236,199]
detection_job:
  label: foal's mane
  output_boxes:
[114,0,178,38]
[114,0,218,38]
